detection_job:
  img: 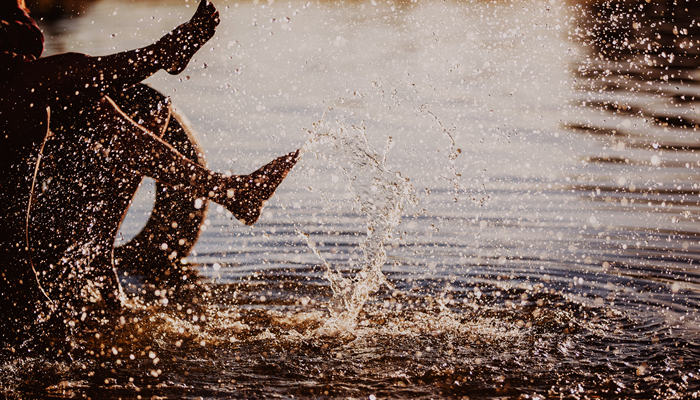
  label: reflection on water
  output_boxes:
[565,0,700,322]
[3,0,699,398]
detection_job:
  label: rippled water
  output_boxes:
[2,0,699,398]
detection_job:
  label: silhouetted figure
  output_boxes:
[0,0,298,352]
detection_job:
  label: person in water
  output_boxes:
[0,0,298,350]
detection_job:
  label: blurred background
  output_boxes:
[26,0,93,19]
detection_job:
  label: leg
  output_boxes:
[27,91,175,334]
[111,85,208,284]
[15,0,220,117]
[89,96,299,224]
[27,94,298,338]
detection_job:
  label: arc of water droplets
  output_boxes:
[296,118,416,333]
[418,103,489,206]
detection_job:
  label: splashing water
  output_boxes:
[417,103,478,204]
[298,118,416,333]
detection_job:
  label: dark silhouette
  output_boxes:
[0,0,299,352]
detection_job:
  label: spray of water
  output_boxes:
[297,118,416,334]
[417,103,489,206]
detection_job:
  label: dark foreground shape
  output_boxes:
[111,85,208,283]
[16,83,299,354]
[28,83,207,292]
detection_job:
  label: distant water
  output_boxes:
[3,0,698,398]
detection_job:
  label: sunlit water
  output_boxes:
[2,0,698,398]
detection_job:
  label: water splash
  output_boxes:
[417,103,489,206]
[298,118,416,333]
